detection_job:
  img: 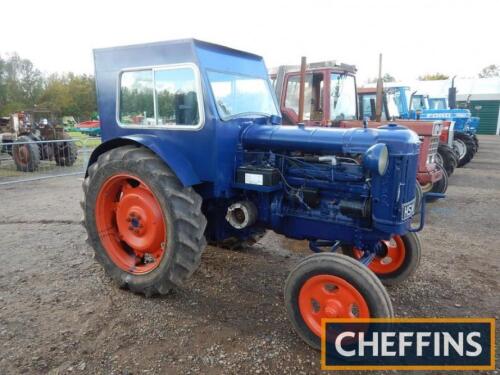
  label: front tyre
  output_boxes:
[284,253,393,350]
[82,146,207,296]
[342,233,421,286]
[428,163,448,200]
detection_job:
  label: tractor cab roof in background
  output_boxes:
[357,87,377,94]
[268,60,357,76]
[357,87,410,94]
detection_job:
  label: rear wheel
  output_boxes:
[342,233,421,286]
[12,135,40,172]
[82,146,207,296]
[437,143,457,176]
[454,133,475,167]
[284,253,393,350]
[472,134,479,150]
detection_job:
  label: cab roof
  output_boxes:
[93,38,268,78]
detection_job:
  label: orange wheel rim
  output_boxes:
[95,174,166,275]
[353,236,406,275]
[298,275,370,338]
[16,145,30,165]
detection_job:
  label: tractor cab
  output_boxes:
[358,87,401,121]
[429,97,448,110]
[269,61,358,126]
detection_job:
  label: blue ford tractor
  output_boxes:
[428,96,480,148]
[84,39,426,349]
[388,86,477,167]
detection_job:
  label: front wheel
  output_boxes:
[428,163,448,200]
[342,232,421,286]
[82,145,207,296]
[284,253,393,350]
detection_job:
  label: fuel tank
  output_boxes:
[241,123,420,155]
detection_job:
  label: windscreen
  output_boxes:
[386,91,401,118]
[330,73,356,120]
[429,98,447,110]
[208,71,279,120]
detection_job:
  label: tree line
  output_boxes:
[367,64,500,84]
[1,52,498,117]
[0,53,96,120]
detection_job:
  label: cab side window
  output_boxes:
[284,73,324,121]
[155,68,199,126]
[120,70,155,126]
[119,66,201,127]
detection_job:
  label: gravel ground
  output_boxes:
[0,135,498,374]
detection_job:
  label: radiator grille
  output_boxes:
[428,136,439,158]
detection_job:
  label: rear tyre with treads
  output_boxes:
[12,135,40,172]
[454,133,475,167]
[82,145,207,296]
[437,143,457,176]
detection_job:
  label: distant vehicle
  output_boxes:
[0,109,77,172]
[76,120,101,137]
[385,86,478,167]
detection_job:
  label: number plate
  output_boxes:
[401,198,416,221]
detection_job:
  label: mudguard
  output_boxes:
[86,135,201,187]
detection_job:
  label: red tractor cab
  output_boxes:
[270,62,448,197]
[269,61,358,126]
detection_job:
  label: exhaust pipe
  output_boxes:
[226,201,258,229]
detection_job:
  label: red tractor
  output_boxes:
[269,61,448,198]
[0,110,77,172]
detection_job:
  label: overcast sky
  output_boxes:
[1,0,499,82]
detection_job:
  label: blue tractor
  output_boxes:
[388,85,477,167]
[428,96,480,147]
[84,39,427,349]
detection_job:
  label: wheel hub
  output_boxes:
[298,275,370,337]
[16,145,29,165]
[95,174,167,274]
[353,236,406,275]
[324,299,343,317]
[453,140,467,159]
[116,185,164,256]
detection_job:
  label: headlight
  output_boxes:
[432,121,442,136]
[363,143,389,176]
